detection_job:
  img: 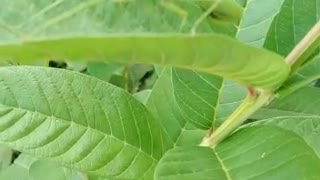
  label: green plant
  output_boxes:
[0,0,319,179]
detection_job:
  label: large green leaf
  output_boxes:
[248,116,320,157]
[148,0,238,130]
[0,35,289,90]
[155,126,320,180]
[264,0,320,57]
[0,66,173,179]
[253,86,320,119]
[0,1,289,90]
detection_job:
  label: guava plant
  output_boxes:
[0,0,319,180]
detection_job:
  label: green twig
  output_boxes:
[191,0,222,35]
[286,20,320,70]
[200,90,272,147]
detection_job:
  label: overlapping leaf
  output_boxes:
[0,1,289,90]
[146,67,206,145]
[0,66,173,179]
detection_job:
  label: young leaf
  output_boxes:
[0,66,173,179]
[155,126,320,180]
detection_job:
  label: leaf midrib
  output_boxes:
[0,103,159,162]
[212,150,232,180]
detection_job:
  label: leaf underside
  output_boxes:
[0,66,173,179]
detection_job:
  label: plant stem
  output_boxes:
[200,90,272,147]
[285,20,320,69]
[191,0,222,35]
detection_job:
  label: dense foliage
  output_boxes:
[0,0,319,179]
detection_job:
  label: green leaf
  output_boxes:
[146,67,206,145]
[155,126,320,180]
[174,122,207,146]
[248,116,320,157]
[235,0,247,7]
[29,160,81,180]
[0,144,12,171]
[0,1,221,40]
[237,0,285,47]
[1,35,289,90]
[86,62,123,82]
[133,90,152,105]
[214,0,285,125]
[0,66,173,179]
[264,0,320,57]
[0,153,35,180]
[109,74,127,89]
[0,164,31,180]
[215,81,247,126]
[197,0,243,24]
[128,64,154,93]
[0,1,289,90]
[253,86,320,119]
[172,68,222,129]
[13,154,84,180]
[277,55,320,97]
[14,153,38,169]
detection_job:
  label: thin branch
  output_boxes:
[285,20,320,66]
[191,0,222,35]
[200,90,273,147]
